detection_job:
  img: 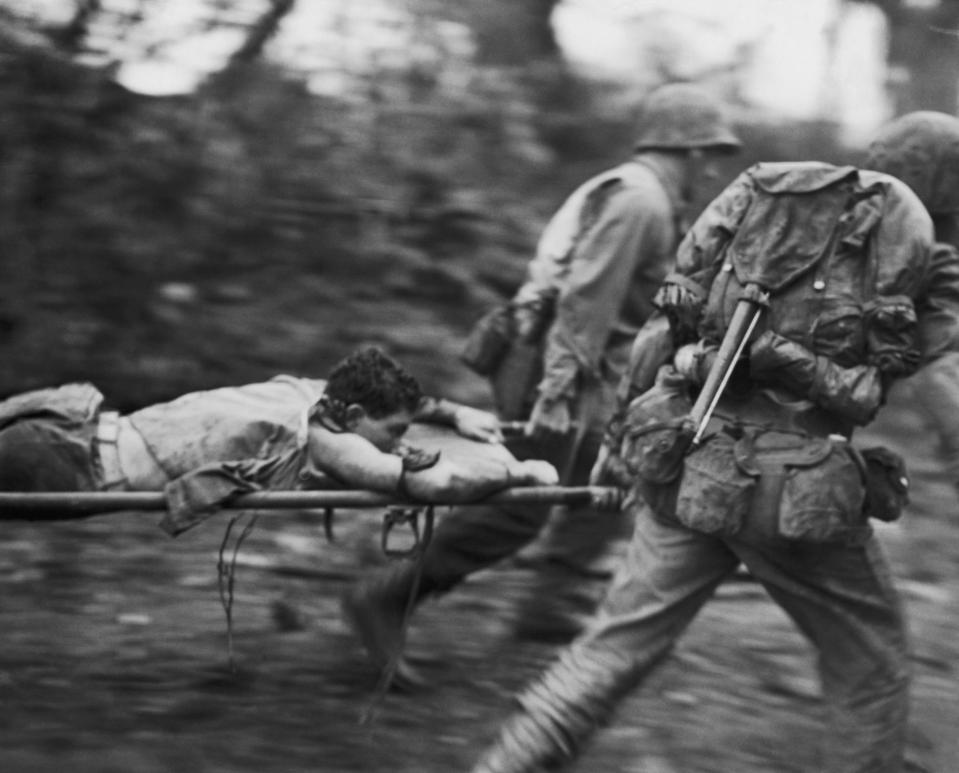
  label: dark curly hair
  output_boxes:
[323,347,423,420]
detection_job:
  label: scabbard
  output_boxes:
[689,282,768,441]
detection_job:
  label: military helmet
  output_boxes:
[634,82,741,154]
[866,111,959,215]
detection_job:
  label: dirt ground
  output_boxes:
[0,383,957,773]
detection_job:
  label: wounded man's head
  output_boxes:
[319,347,424,452]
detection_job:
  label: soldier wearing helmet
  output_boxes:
[865,110,959,236]
[634,80,742,152]
[867,110,959,500]
[341,82,741,685]
[467,112,959,773]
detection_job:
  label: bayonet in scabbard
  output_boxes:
[688,282,769,446]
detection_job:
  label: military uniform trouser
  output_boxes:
[0,383,107,519]
[0,417,100,503]
[415,375,633,595]
[472,500,910,773]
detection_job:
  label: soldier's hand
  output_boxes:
[674,342,718,386]
[591,442,633,489]
[673,344,700,381]
[513,305,541,342]
[590,486,624,512]
[452,405,504,443]
[525,395,571,439]
[590,444,613,486]
[515,459,560,486]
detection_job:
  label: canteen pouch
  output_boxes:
[856,445,909,523]
[490,337,544,421]
[461,304,513,376]
[627,417,694,517]
[619,366,695,516]
[735,431,869,543]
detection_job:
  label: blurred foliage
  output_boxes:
[0,8,862,411]
[854,0,959,114]
[418,0,561,63]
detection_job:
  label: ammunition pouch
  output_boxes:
[675,431,754,535]
[856,445,909,523]
[463,297,554,420]
[736,430,869,543]
[668,429,869,543]
[863,295,920,377]
[619,363,902,542]
[491,337,544,421]
[461,304,513,376]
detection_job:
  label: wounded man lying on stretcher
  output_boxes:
[0,347,558,533]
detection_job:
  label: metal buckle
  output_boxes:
[380,505,435,558]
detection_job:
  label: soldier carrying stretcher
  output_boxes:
[0,347,559,531]
[471,111,959,773]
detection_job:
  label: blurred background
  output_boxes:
[0,4,958,773]
[2,0,958,408]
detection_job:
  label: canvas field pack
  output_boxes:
[617,163,925,541]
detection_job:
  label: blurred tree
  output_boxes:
[48,0,101,54]
[853,0,959,114]
[422,0,562,64]
[211,0,296,88]
[40,0,298,86]
[0,0,861,408]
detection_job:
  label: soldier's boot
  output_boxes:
[470,643,640,773]
[340,558,436,689]
[470,711,559,773]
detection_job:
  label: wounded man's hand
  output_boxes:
[514,459,559,486]
[453,405,505,444]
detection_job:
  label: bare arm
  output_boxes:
[306,424,556,501]
[305,424,404,490]
[161,422,558,537]
[414,397,503,443]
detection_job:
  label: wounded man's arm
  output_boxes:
[160,424,558,538]
[306,424,557,502]
[413,396,504,444]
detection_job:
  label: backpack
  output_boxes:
[619,163,931,540]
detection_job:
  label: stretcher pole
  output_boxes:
[0,485,618,515]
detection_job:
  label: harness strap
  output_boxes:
[94,411,126,489]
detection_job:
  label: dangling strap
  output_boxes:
[361,504,437,723]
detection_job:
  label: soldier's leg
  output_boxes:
[732,534,910,773]
[510,427,634,641]
[511,379,633,640]
[0,419,99,496]
[526,370,637,571]
[341,432,564,675]
[522,428,633,571]
[471,503,740,773]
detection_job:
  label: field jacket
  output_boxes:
[534,156,684,402]
[660,162,945,428]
